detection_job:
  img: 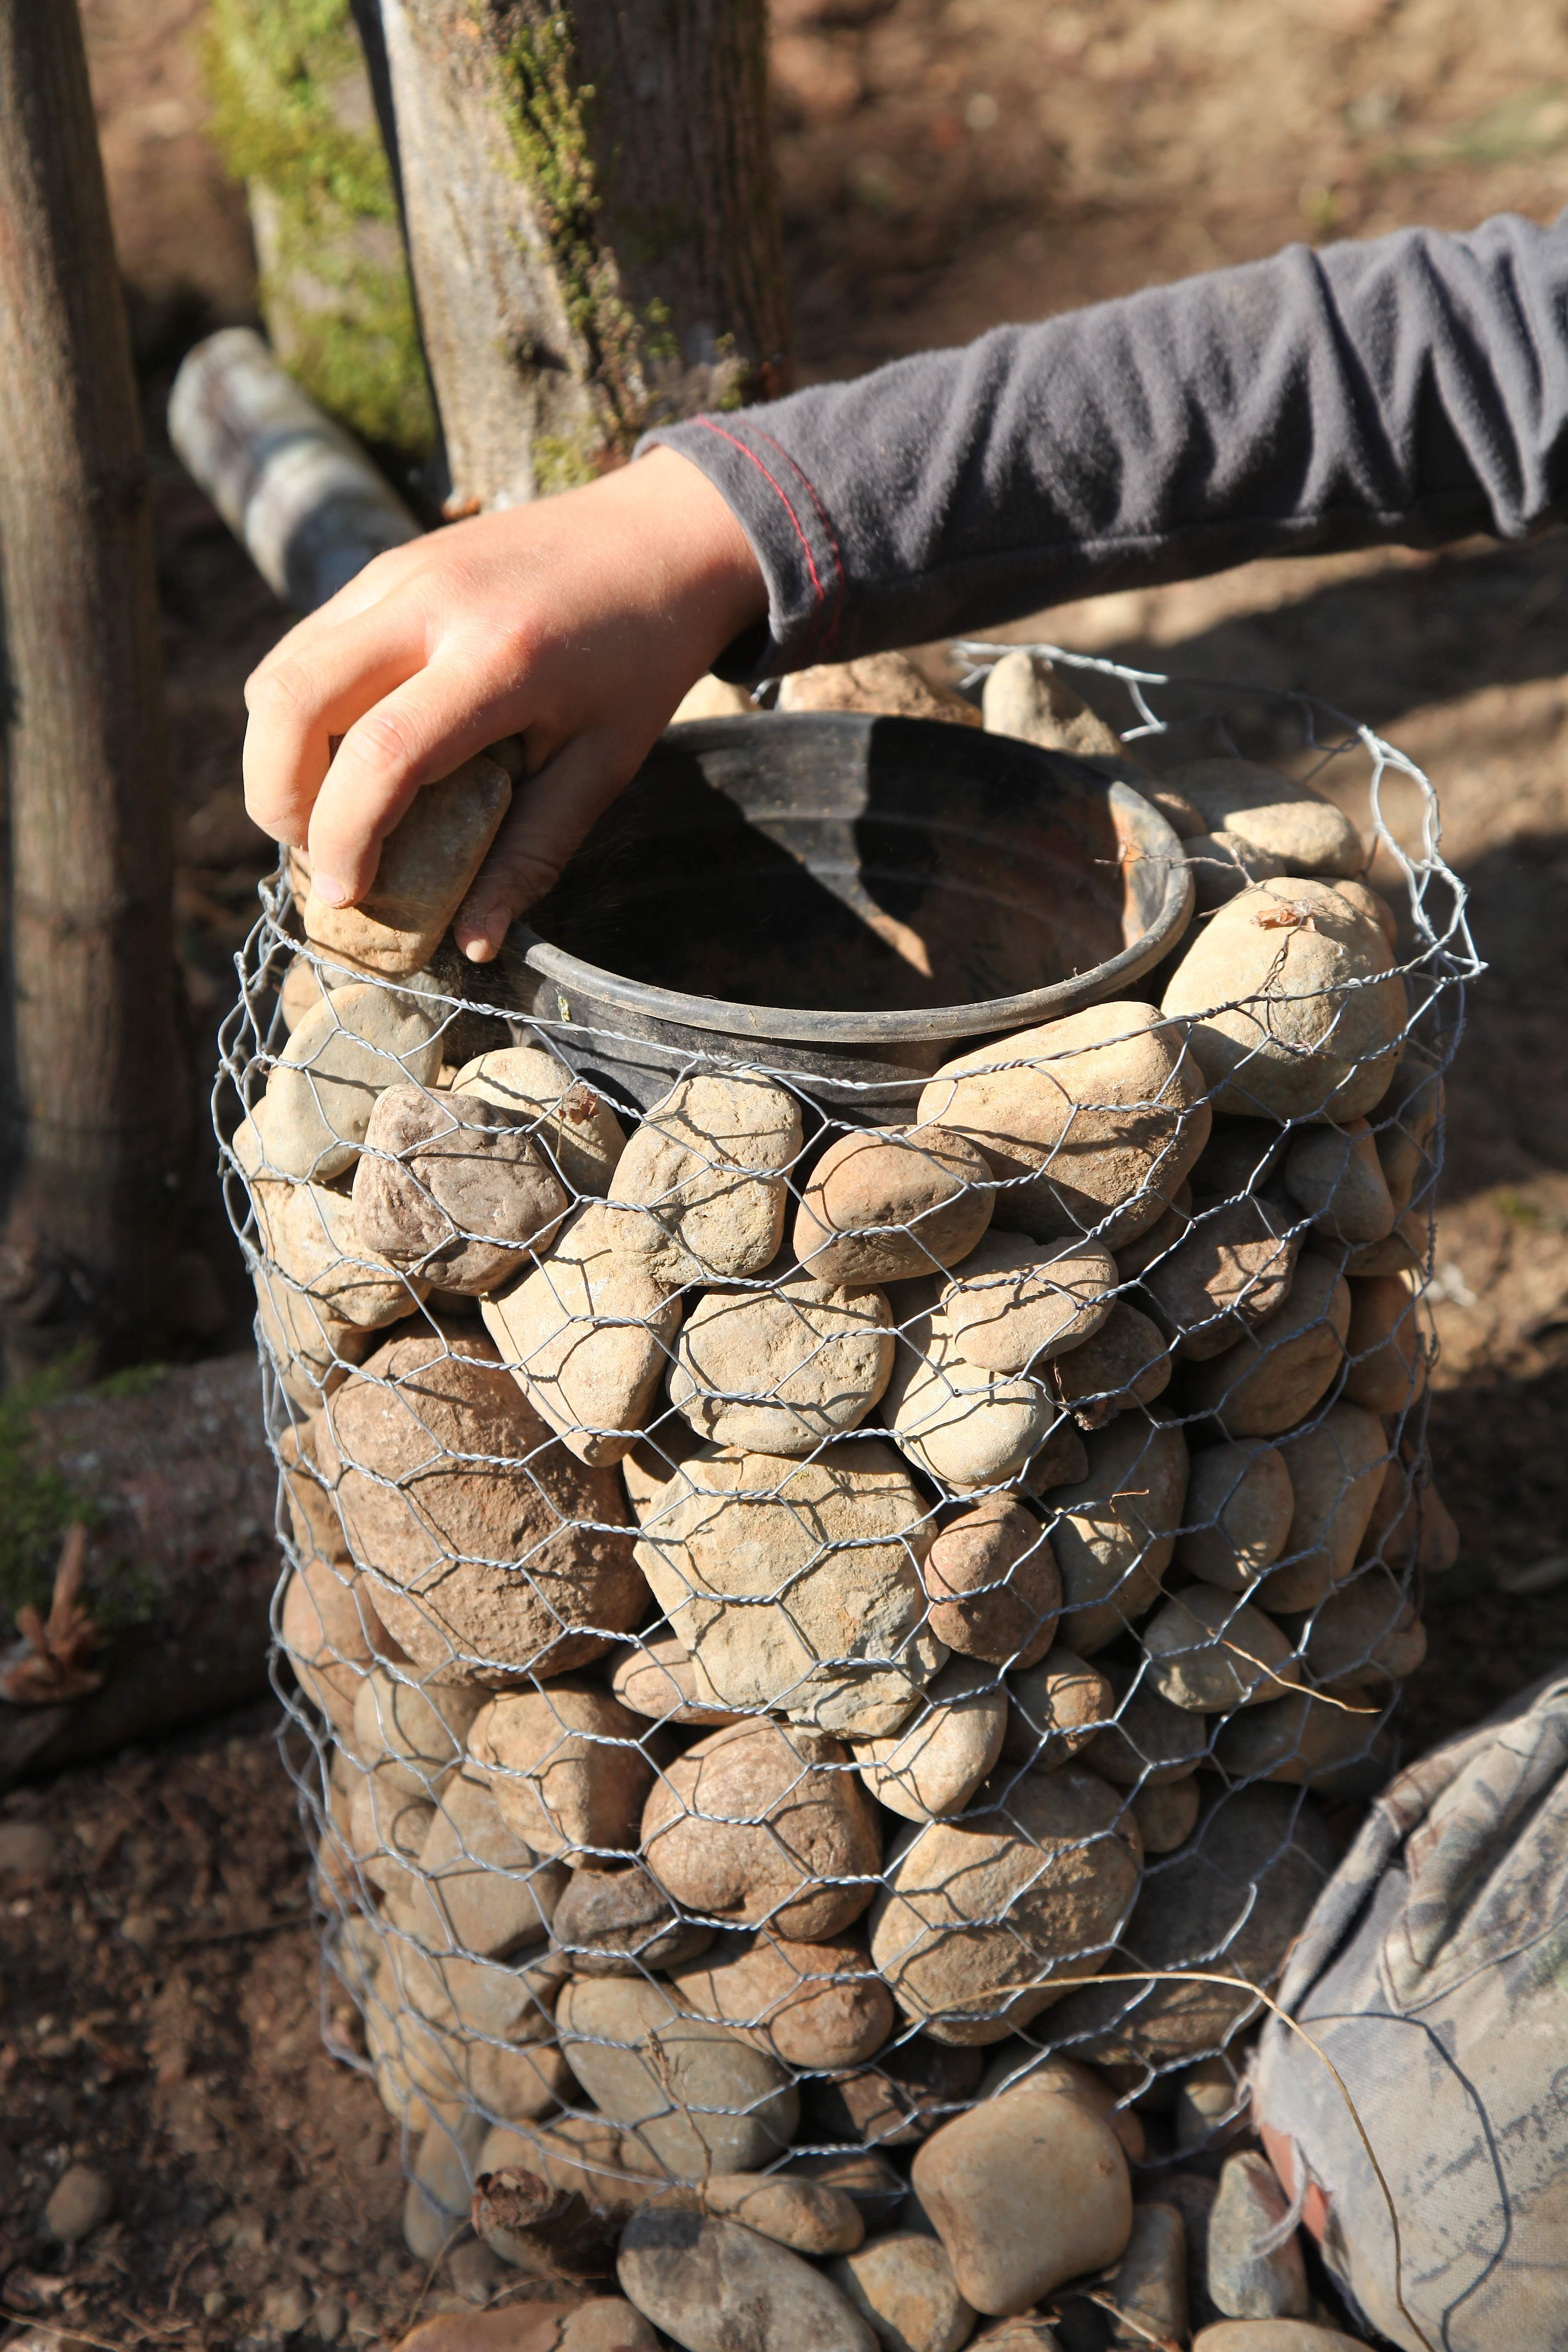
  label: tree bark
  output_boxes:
[374,0,790,513]
[0,0,188,1375]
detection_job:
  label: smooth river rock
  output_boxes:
[618,2208,878,2352]
[1207,2152,1310,2321]
[454,1042,628,1198]
[256,979,444,1181]
[556,1975,799,2180]
[352,1083,569,1293]
[606,1072,802,1285]
[669,1270,894,1455]
[852,1653,1010,1822]
[794,1123,996,1285]
[673,1927,895,2069]
[923,1495,1061,1668]
[828,2232,978,2352]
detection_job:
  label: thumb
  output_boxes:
[454,727,647,963]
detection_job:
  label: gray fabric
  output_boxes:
[1251,1667,1568,2352]
[640,211,1568,678]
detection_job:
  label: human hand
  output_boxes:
[241,447,767,962]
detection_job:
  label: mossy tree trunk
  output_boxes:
[0,0,189,1377]
[371,0,791,512]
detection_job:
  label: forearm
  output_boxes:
[642,211,1568,673]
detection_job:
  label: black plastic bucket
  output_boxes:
[511,712,1194,1119]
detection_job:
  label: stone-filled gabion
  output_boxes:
[217,645,1475,2343]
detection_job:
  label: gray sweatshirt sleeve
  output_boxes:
[638,211,1568,678]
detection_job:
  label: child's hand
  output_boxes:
[241,448,766,962]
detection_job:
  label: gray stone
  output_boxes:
[557,1975,799,2182]
[552,1861,714,1975]
[43,2163,113,2244]
[1207,2153,1310,2320]
[618,2207,878,2352]
[828,2232,978,2352]
[1104,2202,1187,2348]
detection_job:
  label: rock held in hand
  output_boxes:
[302,753,511,976]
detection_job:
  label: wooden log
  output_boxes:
[0,0,188,1375]
[375,0,790,513]
[169,328,422,612]
[0,1356,279,1787]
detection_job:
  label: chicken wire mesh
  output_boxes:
[214,644,1478,2277]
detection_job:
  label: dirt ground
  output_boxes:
[5,1,1568,2344]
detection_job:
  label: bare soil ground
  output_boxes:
[5,2,1568,2343]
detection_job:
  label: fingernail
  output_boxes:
[312,873,351,908]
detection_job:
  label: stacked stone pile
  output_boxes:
[222,652,1465,2351]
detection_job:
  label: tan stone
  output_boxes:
[1086,1659,1209,1781]
[1176,1442,1295,1591]
[974,2049,1147,2162]
[258,979,444,1180]
[477,2115,630,2206]
[482,1203,682,1466]
[1163,760,1365,880]
[779,651,980,725]
[851,1653,1010,1822]
[1191,2326,1368,2352]
[279,1413,353,1565]
[793,1124,995,1285]
[672,1928,895,2070]
[672,673,755,722]
[1106,2201,1189,2350]
[787,2152,908,2232]
[923,1496,1061,1668]
[609,1632,744,1727]
[981,648,1131,766]
[1141,1589,1300,1712]
[1283,1119,1395,1246]
[280,1553,394,1741]
[351,1084,569,1294]
[348,1764,435,1898]
[256,1171,428,1329]
[1333,877,1399,949]
[867,1766,1141,2043]
[385,1768,565,1957]
[641,1720,882,1941]
[1343,1274,1426,1413]
[606,1073,802,1284]
[1001,1651,1112,1771]
[352,1666,483,1795]
[704,2174,865,2257]
[556,1976,799,2180]
[1130,1774,1201,1854]
[1135,1196,1300,1362]
[1161,879,1406,1122]
[454,1044,627,1198]
[1256,1403,1388,1610]
[1181,1257,1350,1439]
[1185,830,1288,911]
[912,2079,1133,2313]
[1050,1300,1171,1426]
[383,1991,573,2123]
[318,1335,647,1684]
[253,1266,372,1406]
[1369,1039,1442,1213]
[302,754,511,977]
[632,1439,942,1735]
[1342,1202,1427,1277]
[938,1232,1117,1375]
[1050,1416,1190,1654]
[669,1270,894,1455]
[391,1942,566,2045]
[1042,1784,1337,2065]
[552,1859,714,1976]
[885,1306,1066,1493]
[469,1679,655,1865]
[919,1002,1212,1248]
[828,2233,977,2352]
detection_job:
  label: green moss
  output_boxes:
[0,1352,103,1626]
[493,10,648,447]
[531,429,603,494]
[205,0,435,456]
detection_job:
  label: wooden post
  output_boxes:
[0,0,188,1375]
[374,0,790,513]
